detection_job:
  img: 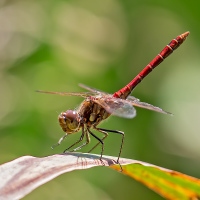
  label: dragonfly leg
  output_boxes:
[51,133,68,149]
[98,128,124,163]
[68,130,90,152]
[87,128,104,160]
[63,125,86,153]
[87,128,108,154]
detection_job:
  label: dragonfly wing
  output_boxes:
[79,84,109,95]
[127,99,172,115]
[93,97,136,119]
[36,90,98,98]
[127,96,140,101]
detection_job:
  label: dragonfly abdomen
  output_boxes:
[113,32,189,99]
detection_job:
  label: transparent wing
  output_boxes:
[79,84,109,95]
[37,84,171,116]
[127,98,172,115]
[127,96,140,101]
[93,97,136,119]
[36,90,98,98]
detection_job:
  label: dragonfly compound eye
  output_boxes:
[58,110,80,133]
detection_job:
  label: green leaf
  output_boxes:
[111,163,200,200]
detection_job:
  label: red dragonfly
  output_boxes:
[37,32,189,163]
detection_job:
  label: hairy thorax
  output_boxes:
[78,98,110,126]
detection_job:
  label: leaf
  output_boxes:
[0,153,199,200]
[111,164,200,200]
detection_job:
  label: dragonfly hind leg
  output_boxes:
[87,128,105,161]
[87,127,108,155]
[101,128,124,163]
[91,127,124,163]
[88,127,124,163]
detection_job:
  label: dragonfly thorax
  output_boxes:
[58,110,80,133]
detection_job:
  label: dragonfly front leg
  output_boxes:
[51,133,68,149]
[68,130,90,152]
[64,125,87,153]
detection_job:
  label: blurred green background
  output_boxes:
[0,0,199,199]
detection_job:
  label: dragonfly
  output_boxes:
[37,31,189,163]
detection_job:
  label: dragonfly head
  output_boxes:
[59,110,80,133]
